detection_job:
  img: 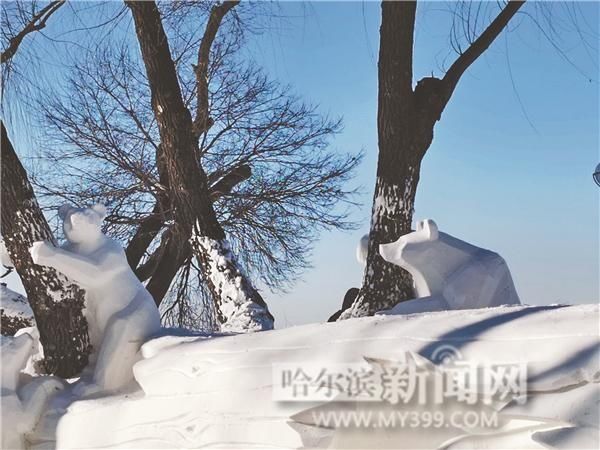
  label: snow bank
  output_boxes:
[38,303,598,449]
[1,333,65,449]
[0,282,34,335]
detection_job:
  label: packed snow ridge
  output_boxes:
[29,304,599,450]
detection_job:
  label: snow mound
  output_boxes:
[1,332,65,449]
[0,283,34,335]
[40,303,598,449]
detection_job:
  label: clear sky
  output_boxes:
[3,1,598,329]
[239,1,599,326]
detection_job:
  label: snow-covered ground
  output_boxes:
[28,303,599,449]
[0,282,35,335]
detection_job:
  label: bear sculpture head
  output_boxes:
[58,204,107,244]
[379,219,439,266]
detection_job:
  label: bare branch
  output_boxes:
[192,0,240,137]
[1,1,65,64]
[442,1,525,103]
[210,163,250,200]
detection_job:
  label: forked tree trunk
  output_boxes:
[126,1,273,331]
[1,122,90,377]
[128,164,252,306]
[125,202,165,270]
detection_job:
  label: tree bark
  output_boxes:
[128,164,251,282]
[1,122,90,376]
[126,143,171,270]
[125,202,166,270]
[144,227,189,305]
[341,1,420,318]
[126,0,273,331]
[193,0,239,137]
[137,164,252,303]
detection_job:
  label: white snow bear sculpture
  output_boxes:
[1,333,66,449]
[29,204,161,394]
[379,219,520,314]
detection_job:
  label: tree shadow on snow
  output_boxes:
[418,305,569,360]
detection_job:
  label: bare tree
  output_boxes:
[1,0,90,376]
[342,1,527,318]
[36,4,359,329]
[122,0,279,332]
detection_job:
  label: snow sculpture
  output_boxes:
[1,333,66,449]
[0,238,14,273]
[29,204,161,394]
[356,233,369,265]
[379,219,520,314]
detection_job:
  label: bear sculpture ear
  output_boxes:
[58,204,73,220]
[91,203,107,220]
[420,219,439,241]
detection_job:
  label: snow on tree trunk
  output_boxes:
[342,1,523,318]
[1,122,90,376]
[341,161,421,318]
[193,235,273,332]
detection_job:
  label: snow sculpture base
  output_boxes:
[34,304,599,450]
[379,219,520,314]
[29,204,161,394]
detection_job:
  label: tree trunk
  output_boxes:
[126,1,273,331]
[130,164,251,304]
[145,227,189,305]
[125,202,165,270]
[343,152,426,317]
[342,1,427,318]
[1,122,90,377]
[126,144,171,271]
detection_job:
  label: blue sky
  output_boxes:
[240,2,599,326]
[3,1,598,328]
